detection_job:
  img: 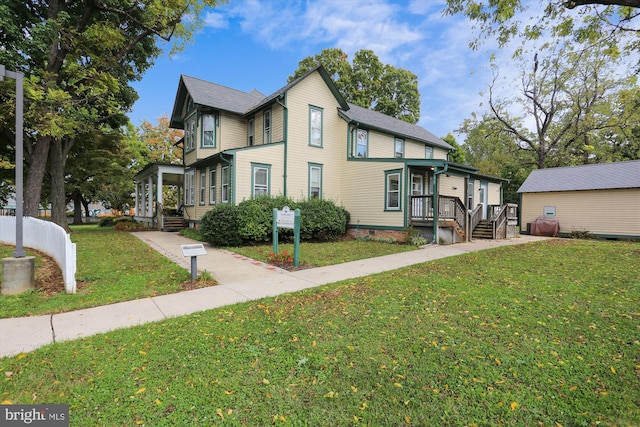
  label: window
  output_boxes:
[395,138,405,158]
[221,166,229,203]
[199,171,206,205]
[263,110,271,144]
[425,146,434,159]
[184,170,195,206]
[309,106,323,147]
[210,169,217,204]
[187,96,194,112]
[252,164,270,196]
[185,114,196,151]
[309,163,322,199]
[202,114,215,147]
[467,180,474,209]
[385,170,401,210]
[247,118,255,146]
[353,128,368,158]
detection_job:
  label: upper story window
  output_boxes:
[425,146,434,159]
[309,106,323,147]
[247,118,255,146]
[395,138,405,158]
[186,95,194,112]
[202,114,216,148]
[185,114,196,152]
[351,128,368,158]
[263,110,271,144]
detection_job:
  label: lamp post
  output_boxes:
[0,63,25,257]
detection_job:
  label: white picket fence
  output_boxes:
[0,217,76,293]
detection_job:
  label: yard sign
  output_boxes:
[273,206,300,267]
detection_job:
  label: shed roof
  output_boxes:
[517,160,640,193]
[339,103,452,151]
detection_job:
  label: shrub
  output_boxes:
[237,196,295,243]
[98,217,115,227]
[199,204,243,247]
[114,217,146,231]
[298,198,348,241]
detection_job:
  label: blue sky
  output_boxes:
[129,0,506,138]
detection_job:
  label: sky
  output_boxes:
[127,0,514,139]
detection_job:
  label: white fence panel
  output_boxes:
[0,217,76,293]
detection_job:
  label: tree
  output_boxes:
[441,133,466,164]
[289,48,421,124]
[0,0,225,230]
[135,115,184,167]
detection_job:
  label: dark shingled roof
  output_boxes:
[181,75,265,114]
[339,103,452,151]
[518,160,640,193]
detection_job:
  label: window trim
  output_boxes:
[263,110,271,144]
[251,163,271,197]
[247,118,255,146]
[209,169,217,205]
[309,105,323,147]
[425,145,434,159]
[184,170,195,206]
[308,163,323,199]
[352,127,368,158]
[199,171,206,205]
[221,166,230,203]
[395,138,405,158]
[384,169,402,211]
[201,113,216,148]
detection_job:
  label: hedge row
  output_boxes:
[199,196,350,247]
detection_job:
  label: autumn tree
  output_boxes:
[135,115,184,167]
[289,48,421,124]
[0,0,225,230]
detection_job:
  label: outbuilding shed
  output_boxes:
[518,160,640,239]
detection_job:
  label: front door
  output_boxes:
[411,173,424,218]
[480,182,488,220]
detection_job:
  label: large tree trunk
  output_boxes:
[24,135,51,217]
[72,191,84,225]
[48,139,73,232]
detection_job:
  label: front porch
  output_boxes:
[410,195,518,244]
[133,162,185,231]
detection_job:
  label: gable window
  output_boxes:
[210,169,217,204]
[252,164,270,196]
[395,138,405,158]
[185,114,196,152]
[221,166,230,203]
[263,110,271,144]
[309,163,322,199]
[385,170,402,211]
[199,171,206,205]
[425,146,434,159]
[202,114,216,148]
[309,106,323,147]
[184,170,195,206]
[353,128,368,158]
[247,118,255,146]
[187,95,194,112]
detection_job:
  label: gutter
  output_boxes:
[276,94,288,196]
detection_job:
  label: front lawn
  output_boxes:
[1,239,638,426]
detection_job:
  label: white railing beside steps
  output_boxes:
[0,217,76,293]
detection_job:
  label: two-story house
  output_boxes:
[134,66,515,244]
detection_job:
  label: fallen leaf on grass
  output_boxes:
[510,401,518,411]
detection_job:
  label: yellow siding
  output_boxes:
[488,182,502,205]
[234,144,285,202]
[438,174,466,200]
[220,112,247,151]
[433,147,448,160]
[521,189,640,236]
[368,130,393,158]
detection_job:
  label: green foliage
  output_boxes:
[199,203,243,247]
[98,217,115,227]
[441,133,466,164]
[237,196,296,243]
[297,198,348,241]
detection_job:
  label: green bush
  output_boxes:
[98,217,115,227]
[298,198,348,241]
[199,204,243,247]
[237,196,297,243]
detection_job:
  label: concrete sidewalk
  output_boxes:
[0,233,549,358]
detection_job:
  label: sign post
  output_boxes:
[180,243,207,282]
[273,206,300,267]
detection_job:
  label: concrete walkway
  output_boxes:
[0,233,549,358]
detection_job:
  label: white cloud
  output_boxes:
[203,12,229,29]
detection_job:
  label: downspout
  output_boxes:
[276,94,288,197]
[432,164,449,244]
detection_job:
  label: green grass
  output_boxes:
[0,226,191,318]
[1,239,638,426]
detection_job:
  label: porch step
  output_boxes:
[163,216,186,232]
[472,220,493,239]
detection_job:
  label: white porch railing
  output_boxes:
[0,217,76,293]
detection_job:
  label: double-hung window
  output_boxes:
[309,163,322,199]
[247,118,255,146]
[353,128,368,158]
[184,170,195,206]
[425,146,434,159]
[309,106,323,147]
[395,138,405,158]
[202,114,215,148]
[199,171,206,205]
[252,164,270,197]
[210,169,217,204]
[263,110,271,144]
[185,114,196,152]
[221,166,229,203]
[385,170,401,211]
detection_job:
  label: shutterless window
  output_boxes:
[247,118,255,146]
[309,164,322,199]
[386,171,401,210]
[184,171,195,206]
[199,171,206,205]
[253,166,269,196]
[185,115,196,151]
[309,106,323,147]
[355,128,368,158]
[202,114,215,147]
[221,166,229,203]
[425,146,434,159]
[395,138,405,158]
[263,110,271,144]
[210,169,217,204]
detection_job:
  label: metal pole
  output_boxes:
[1,64,25,257]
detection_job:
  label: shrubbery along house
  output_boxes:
[134,65,516,244]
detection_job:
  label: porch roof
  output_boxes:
[405,160,507,183]
[134,162,184,186]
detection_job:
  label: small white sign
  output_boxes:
[276,206,295,229]
[181,243,207,257]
